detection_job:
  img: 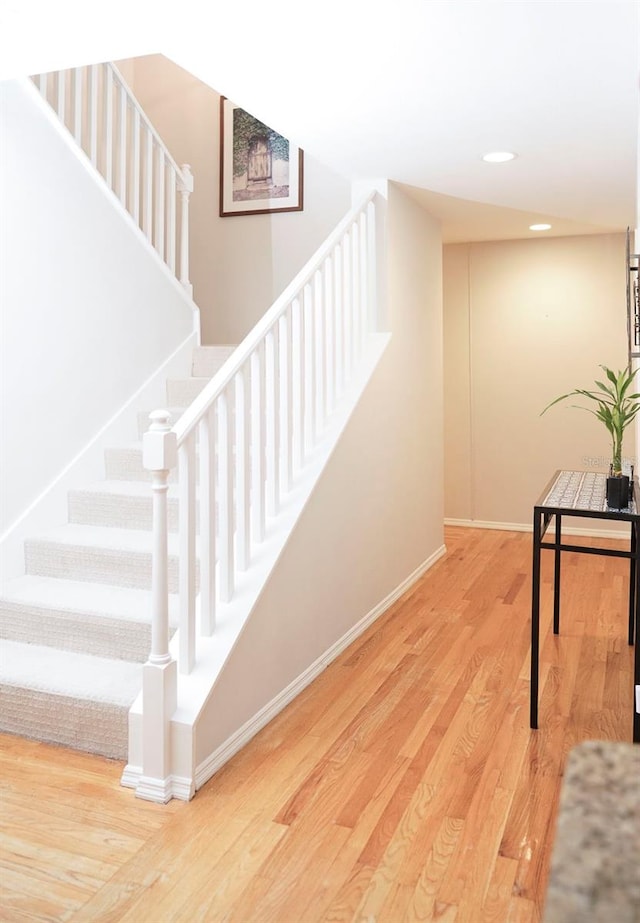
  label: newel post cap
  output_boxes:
[179,163,194,194]
[143,410,177,472]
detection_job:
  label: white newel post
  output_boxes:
[137,410,178,803]
[179,164,194,295]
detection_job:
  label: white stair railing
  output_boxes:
[32,65,193,292]
[140,193,381,794]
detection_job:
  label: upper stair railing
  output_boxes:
[32,65,193,292]
[140,192,381,797]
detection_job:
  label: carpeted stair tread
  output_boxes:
[0,574,178,625]
[0,639,142,704]
[26,523,181,554]
[24,524,198,592]
[69,479,179,530]
[166,377,211,406]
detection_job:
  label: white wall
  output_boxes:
[0,79,195,540]
[443,233,630,529]
[194,184,444,765]
[116,54,352,345]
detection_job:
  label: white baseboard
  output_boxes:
[194,543,447,792]
[120,764,195,803]
[444,517,630,541]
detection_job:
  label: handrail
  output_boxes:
[174,192,378,443]
[32,63,193,292]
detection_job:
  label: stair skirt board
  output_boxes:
[0,346,232,761]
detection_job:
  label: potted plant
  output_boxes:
[541,364,640,509]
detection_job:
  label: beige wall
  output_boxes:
[117,54,351,345]
[444,233,631,528]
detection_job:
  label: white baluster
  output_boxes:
[89,65,98,167]
[39,73,48,102]
[132,108,141,225]
[292,296,305,471]
[178,433,196,673]
[304,282,316,447]
[168,167,177,273]
[367,200,378,331]
[155,147,165,257]
[343,233,353,382]
[218,388,234,602]
[314,270,325,430]
[359,211,369,343]
[179,164,193,292]
[333,243,344,399]
[56,71,66,123]
[250,345,266,542]
[235,364,251,570]
[73,67,83,145]
[198,408,216,635]
[282,309,294,491]
[265,326,280,516]
[324,256,335,414]
[144,127,153,237]
[352,221,361,360]
[105,67,113,188]
[119,84,127,207]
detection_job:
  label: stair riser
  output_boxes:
[0,602,152,662]
[191,346,236,377]
[0,685,129,759]
[66,491,224,532]
[24,540,195,593]
[166,378,210,406]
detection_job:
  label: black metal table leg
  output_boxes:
[634,521,640,743]
[629,522,636,646]
[553,514,562,634]
[530,509,542,730]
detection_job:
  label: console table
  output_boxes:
[530,470,640,743]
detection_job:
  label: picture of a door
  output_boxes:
[247,136,272,184]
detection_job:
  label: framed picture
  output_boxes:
[219,97,304,217]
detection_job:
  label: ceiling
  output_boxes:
[1,0,638,243]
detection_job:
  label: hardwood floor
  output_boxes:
[1,526,635,922]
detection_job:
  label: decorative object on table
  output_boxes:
[219,97,304,217]
[541,364,640,509]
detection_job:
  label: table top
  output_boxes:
[535,470,639,519]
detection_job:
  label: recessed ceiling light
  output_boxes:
[482,151,517,163]
[529,223,552,231]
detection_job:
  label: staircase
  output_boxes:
[3,67,386,801]
[0,345,235,759]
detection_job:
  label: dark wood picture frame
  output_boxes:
[219,97,304,217]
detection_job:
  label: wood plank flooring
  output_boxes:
[1,526,635,922]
